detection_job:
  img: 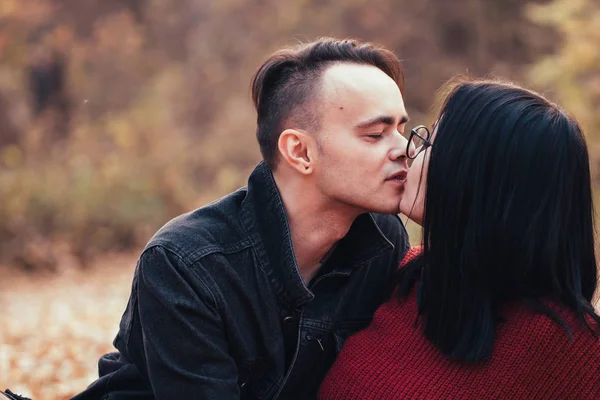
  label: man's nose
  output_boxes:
[389,132,410,161]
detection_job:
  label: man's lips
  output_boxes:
[385,170,408,182]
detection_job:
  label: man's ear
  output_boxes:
[277,129,318,175]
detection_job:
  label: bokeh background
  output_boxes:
[1,0,599,398]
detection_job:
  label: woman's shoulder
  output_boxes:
[499,300,600,362]
[399,245,423,268]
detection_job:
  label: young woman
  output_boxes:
[319,78,600,399]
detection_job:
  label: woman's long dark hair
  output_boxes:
[398,77,600,362]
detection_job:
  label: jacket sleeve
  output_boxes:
[134,245,239,399]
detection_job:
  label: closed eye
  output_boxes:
[366,133,383,139]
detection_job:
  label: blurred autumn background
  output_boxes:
[0,0,599,398]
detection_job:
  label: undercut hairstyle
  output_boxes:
[251,37,405,169]
[397,77,600,362]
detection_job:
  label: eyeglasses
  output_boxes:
[407,125,433,165]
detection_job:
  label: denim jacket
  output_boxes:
[72,161,409,400]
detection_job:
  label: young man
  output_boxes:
[73,37,411,400]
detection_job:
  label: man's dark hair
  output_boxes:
[251,37,405,169]
[398,78,600,362]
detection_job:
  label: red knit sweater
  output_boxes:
[319,247,600,399]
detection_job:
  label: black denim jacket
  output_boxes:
[72,161,409,400]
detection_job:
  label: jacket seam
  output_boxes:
[143,245,220,313]
[149,239,252,264]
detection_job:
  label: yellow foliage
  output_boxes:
[0,0,599,270]
[527,0,600,139]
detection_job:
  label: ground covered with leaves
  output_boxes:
[0,254,137,400]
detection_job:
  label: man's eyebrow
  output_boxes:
[355,115,410,129]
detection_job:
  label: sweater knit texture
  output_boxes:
[319,247,600,399]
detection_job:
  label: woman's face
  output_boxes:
[399,122,437,225]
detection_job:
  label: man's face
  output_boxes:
[311,63,410,215]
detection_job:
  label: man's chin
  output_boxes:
[341,197,402,216]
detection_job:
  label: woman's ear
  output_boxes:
[277,129,317,175]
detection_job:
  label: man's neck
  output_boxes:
[274,172,360,284]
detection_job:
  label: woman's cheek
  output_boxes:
[400,155,427,224]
